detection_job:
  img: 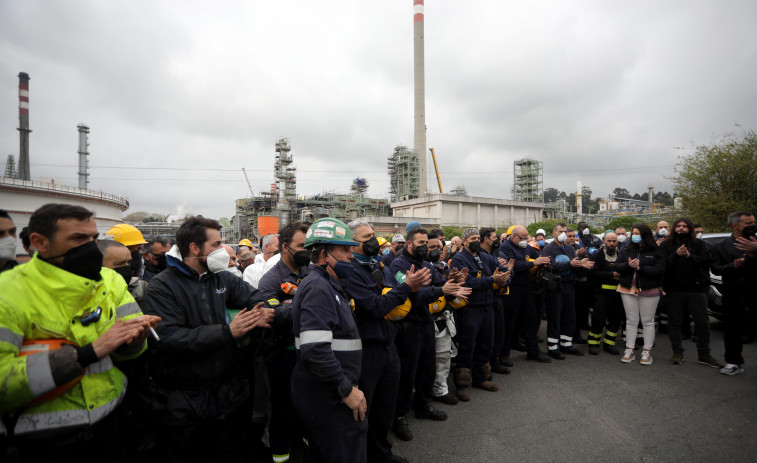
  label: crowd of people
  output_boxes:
[0,204,755,463]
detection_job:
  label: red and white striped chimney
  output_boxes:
[17,72,31,181]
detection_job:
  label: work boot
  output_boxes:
[455,367,472,402]
[548,350,565,360]
[491,363,511,374]
[415,403,448,421]
[390,454,409,463]
[432,393,458,405]
[526,353,552,363]
[392,416,413,441]
[588,345,600,355]
[671,352,684,365]
[498,357,514,368]
[560,345,584,356]
[482,362,494,381]
[698,353,725,369]
[603,343,619,355]
[474,380,499,392]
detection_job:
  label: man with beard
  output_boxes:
[587,232,624,355]
[142,216,274,462]
[389,227,470,440]
[659,218,722,367]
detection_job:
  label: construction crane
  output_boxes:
[242,168,255,197]
[429,148,443,193]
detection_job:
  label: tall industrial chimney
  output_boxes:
[413,0,428,196]
[17,72,31,181]
[77,124,90,189]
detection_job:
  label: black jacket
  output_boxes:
[711,234,757,297]
[589,247,620,290]
[142,253,265,422]
[615,244,665,291]
[659,238,710,292]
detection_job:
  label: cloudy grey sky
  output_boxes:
[2,1,756,219]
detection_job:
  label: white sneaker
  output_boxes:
[720,364,744,376]
[640,349,653,365]
[621,348,635,363]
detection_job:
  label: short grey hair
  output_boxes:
[728,211,753,226]
[97,239,127,254]
[348,220,372,235]
[261,234,279,250]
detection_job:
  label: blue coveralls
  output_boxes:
[343,258,413,463]
[499,239,543,358]
[257,259,310,460]
[291,265,367,463]
[449,248,508,386]
[539,241,578,351]
[388,250,446,417]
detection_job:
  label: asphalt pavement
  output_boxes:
[389,322,757,463]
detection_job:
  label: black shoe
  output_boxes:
[560,346,584,356]
[573,337,588,345]
[588,345,599,355]
[491,363,511,374]
[390,455,409,463]
[432,393,458,405]
[392,416,413,441]
[498,357,514,368]
[548,350,565,360]
[415,404,447,421]
[512,343,527,352]
[603,344,620,355]
[526,353,552,363]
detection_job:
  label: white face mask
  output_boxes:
[518,240,528,249]
[207,248,232,273]
[582,228,590,236]
[557,232,567,243]
[0,236,17,260]
[616,234,627,243]
[695,232,703,239]
[224,267,242,278]
[658,228,669,237]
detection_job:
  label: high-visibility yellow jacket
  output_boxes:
[0,255,146,436]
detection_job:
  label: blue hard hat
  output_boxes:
[555,254,571,277]
[406,221,422,233]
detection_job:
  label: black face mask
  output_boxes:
[427,249,442,262]
[742,225,757,238]
[468,241,481,254]
[130,250,142,274]
[293,250,311,267]
[491,239,501,250]
[395,245,405,255]
[413,244,428,260]
[154,253,167,271]
[361,237,380,257]
[114,265,133,284]
[43,240,103,281]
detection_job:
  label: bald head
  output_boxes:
[603,232,618,249]
[222,244,237,268]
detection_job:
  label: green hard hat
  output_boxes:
[305,218,360,248]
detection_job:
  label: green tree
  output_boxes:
[671,129,757,231]
[612,187,631,199]
[543,187,561,203]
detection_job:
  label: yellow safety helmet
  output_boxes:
[238,238,254,247]
[106,223,147,246]
[506,225,517,236]
[382,287,411,321]
[525,255,540,275]
[377,237,388,247]
[448,296,468,309]
[429,296,446,314]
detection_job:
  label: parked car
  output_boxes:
[701,232,731,321]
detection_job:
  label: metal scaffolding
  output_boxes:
[387,145,420,202]
[513,157,543,203]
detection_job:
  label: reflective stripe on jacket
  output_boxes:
[0,255,144,435]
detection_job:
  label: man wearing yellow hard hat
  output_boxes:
[106,223,149,281]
